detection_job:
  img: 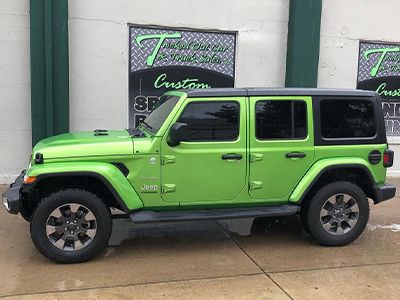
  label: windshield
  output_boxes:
[141,96,180,134]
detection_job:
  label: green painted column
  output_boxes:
[30,0,69,146]
[285,0,322,87]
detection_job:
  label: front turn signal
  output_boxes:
[23,175,37,184]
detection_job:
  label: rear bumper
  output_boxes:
[2,171,25,214]
[373,183,396,204]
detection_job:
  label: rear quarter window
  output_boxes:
[320,99,376,139]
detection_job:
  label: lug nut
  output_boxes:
[64,227,67,231]
[66,221,70,224]
[74,220,77,224]
[70,231,74,234]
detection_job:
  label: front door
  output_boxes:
[161,97,247,204]
[249,96,315,201]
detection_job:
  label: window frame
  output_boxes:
[141,95,180,135]
[313,96,385,146]
[254,99,308,141]
[176,100,241,143]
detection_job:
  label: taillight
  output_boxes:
[383,149,394,168]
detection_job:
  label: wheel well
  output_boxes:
[21,175,125,219]
[300,167,375,210]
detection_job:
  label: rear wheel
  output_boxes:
[30,189,112,263]
[306,181,369,246]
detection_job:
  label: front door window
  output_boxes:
[178,101,240,141]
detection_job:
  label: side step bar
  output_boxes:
[129,204,299,224]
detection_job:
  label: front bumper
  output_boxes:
[2,171,25,214]
[373,183,397,204]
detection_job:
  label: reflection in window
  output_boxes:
[256,100,307,139]
[321,100,376,138]
[178,102,239,141]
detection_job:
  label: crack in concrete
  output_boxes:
[268,261,400,274]
[69,16,124,25]
[0,13,29,17]
[0,272,263,299]
[215,221,295,300]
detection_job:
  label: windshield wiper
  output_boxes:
[128,127,145,137]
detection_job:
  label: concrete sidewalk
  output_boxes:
[1,179,400,299]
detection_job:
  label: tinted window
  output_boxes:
[178,101,239,141]
[321,100,376,138]
[256,100,307,139]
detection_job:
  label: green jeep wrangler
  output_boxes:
[2,88,396,263]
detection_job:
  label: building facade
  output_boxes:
[1,0,400,183]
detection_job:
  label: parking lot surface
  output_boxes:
[1,178,400,299]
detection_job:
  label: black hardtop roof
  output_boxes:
[182,88,376,98]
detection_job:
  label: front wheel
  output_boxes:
[30,189,112,263]
[306,181,369,246]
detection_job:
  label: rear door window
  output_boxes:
[255,100,307,139]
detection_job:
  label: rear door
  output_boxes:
[249,96,315,201]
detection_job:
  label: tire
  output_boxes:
[300,198,311,235]
[30,189,112,263]
[306,181,369,246]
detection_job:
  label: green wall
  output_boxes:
[30,0,69,146]
[285,0,322,87]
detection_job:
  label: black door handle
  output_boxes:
[222,153,243,160]
[286,152,306,158]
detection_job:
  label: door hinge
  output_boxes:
[250,153,263,163]
[162,155,175,165]
[162,184,176,193]
[249,181,263,190]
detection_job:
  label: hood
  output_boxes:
[33,130,133,159]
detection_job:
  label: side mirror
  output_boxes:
[168,122,188,147]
